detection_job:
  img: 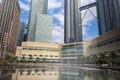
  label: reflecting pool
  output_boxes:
[0,66,120,80]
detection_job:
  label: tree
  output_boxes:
[27,70,31,75]
[42,58,46,63]
[35,69,39,73]
[7,56,15,63]
[108,52,118,66]
[29,55,33,62]
[97,53,107,65]
[21,56,26,63]
[20,70,24,75]
[15,57,18,62]
[42,69,45,73]
[35,57,39,63]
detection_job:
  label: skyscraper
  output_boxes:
[28,0,52,42]
[0,0,21,61]
[64,0,82,43]
[17,22,26,46]
[97,0,120,35]
[35,14,52,42]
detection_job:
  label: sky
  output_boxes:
[19,0,99,43]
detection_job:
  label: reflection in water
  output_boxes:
[0,67,59,80]
[0,66,120,80]
[60,66,120,80]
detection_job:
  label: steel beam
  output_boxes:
[80,2,97,11]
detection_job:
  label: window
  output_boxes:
[28,54,32,56]
[55,56,58,57]
[50,55,53,57]
[39,49,43,51]
[34,55,37,56]
[22,54,26,56]
[23,48,27,50]
[34,48,38,50]
[28,48,33,50]
[38,73,41,75]
[39,55,43,57]
[45,55,48,57]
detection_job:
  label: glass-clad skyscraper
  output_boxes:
[97,0,120,35]
[35,14,52,42]
[64,0,82,43]
[28,0,52,42]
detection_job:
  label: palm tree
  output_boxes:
[7,56,14,63]
[15,56,18,62]
[27,70,31,75]
[35,69,39,73]
[42,58,46,63]
[108,52,118,66]
[35,57,39,63]
[21,56,26,63]
[42,69,45,73]
[97,53,107,65]
[29,55,33,62]
[20,70,24,75]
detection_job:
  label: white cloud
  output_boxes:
[27,0,31,2]
[83,26,88,36]
[53,9,64,25]
[54,13,64,25]
[19,1,30,11]
[48,0,63,10]
[48,0,64,43]
[20,18,28,24]
[52,26,64,43]
[81,7,97,26]
[81,6,97,40]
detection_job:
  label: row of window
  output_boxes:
[22,54,58,57]
[90,36,120,49]
[97,49,120,55]
[62,54,82,57]
[22,48,58,52]
[62,50,83,53]
[20,73,58,76]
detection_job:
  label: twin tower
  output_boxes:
[28,0,83,43]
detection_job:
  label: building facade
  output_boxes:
[83,40,92,57]
[0,0,21,61]
[28,0,52,42]
[64,0,82,43]
[29,14,52,42]
[97,0,120,35]
[62,42,83,64]
[16,42,62,62]
[84,28,120,57]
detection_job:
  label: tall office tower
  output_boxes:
[64,0,82,43]
[28,0,52,42]
[0,0,21,61]
[97,0,120,35]
[17,22,26,46]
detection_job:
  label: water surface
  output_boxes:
[0,66,120,80]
